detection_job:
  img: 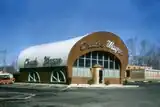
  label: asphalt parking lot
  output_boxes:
[1,83,160,107]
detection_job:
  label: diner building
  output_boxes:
[16,31,128,84]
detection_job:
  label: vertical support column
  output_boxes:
[96,68,99,84]
[91,67,101,84]
[97,52,98,64]
[108,56,110,77]
[90,52,92,78]
[77,59,79,76]
[113,57,115,78]
[102,53,105,82]
[120,62,124,84]
[84,55,86,77]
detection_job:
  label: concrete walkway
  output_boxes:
[67,84,139,88]
[4,83,139,89]
[14,83,68,87]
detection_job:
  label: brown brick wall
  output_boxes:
[16,67,68,84]
[17,72,28,82]
[130,71,145,79]
[71,77,120,84]
[71,77,91,84]
[104,78,120,84]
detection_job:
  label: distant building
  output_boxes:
[125,65,160,82]
[0,65,18,74]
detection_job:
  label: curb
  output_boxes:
[67,84,139,88]
[14,83,68,87]
[0,83,139,92]
[0,86,67,92]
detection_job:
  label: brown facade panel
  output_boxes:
[35,68,52,83]
[71,77,91,84]
[38,71,51,83]
[17,71,51,83]
[130,71,145,80]
[71,77,120,84]
[17,67,68,83]
[17,72,28,82]
[104,78,120,84]
[17,71,65,83]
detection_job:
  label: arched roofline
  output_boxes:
[67,31,128,82]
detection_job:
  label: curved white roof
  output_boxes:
[17,35,87,69]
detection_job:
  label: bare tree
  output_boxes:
[140,40,148,56]
[136,39,154,66]
[125,37,160,69]
[142,43,160,69]
[125,37,137,65]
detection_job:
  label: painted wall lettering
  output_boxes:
[43,56,62,67]
[24,58,38,68]
[106,40,123,54]
[80,40,123,55]
[80,41,104,51]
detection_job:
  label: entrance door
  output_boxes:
[99,70,103,83]
[126,70,130,78]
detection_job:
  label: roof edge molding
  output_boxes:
[67,31,128,77]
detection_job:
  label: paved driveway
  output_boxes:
[0,84,160,107]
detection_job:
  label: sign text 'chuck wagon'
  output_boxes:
[24,56,62,68]
[80,40,123,55]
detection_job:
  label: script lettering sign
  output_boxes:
[80,40,123,55]
[43,56,62,67]
[24,58,38,68]
[106,40,123,55]
[80,41,104,51]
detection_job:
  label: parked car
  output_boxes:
[0,71,15,84]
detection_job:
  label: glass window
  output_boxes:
[98,60,103,66]
[79,68,83,76]
[98,52,103,60]
[109,55,114,61]
[92,59,97,66]
[104,54,108,60]
[73,59,77,67]
[104,61,108,68]
[86,52,91,58]
[92,51,97,59]
[110,61,114,69]
[115,62,119,69]
[85,59,91,67]
[80,55,85,59]
[79,58,84,67]
[115,59,120,69]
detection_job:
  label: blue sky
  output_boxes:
[0,0,160,65]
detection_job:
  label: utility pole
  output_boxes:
[3,49,7,72]
[0,49,7,72]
